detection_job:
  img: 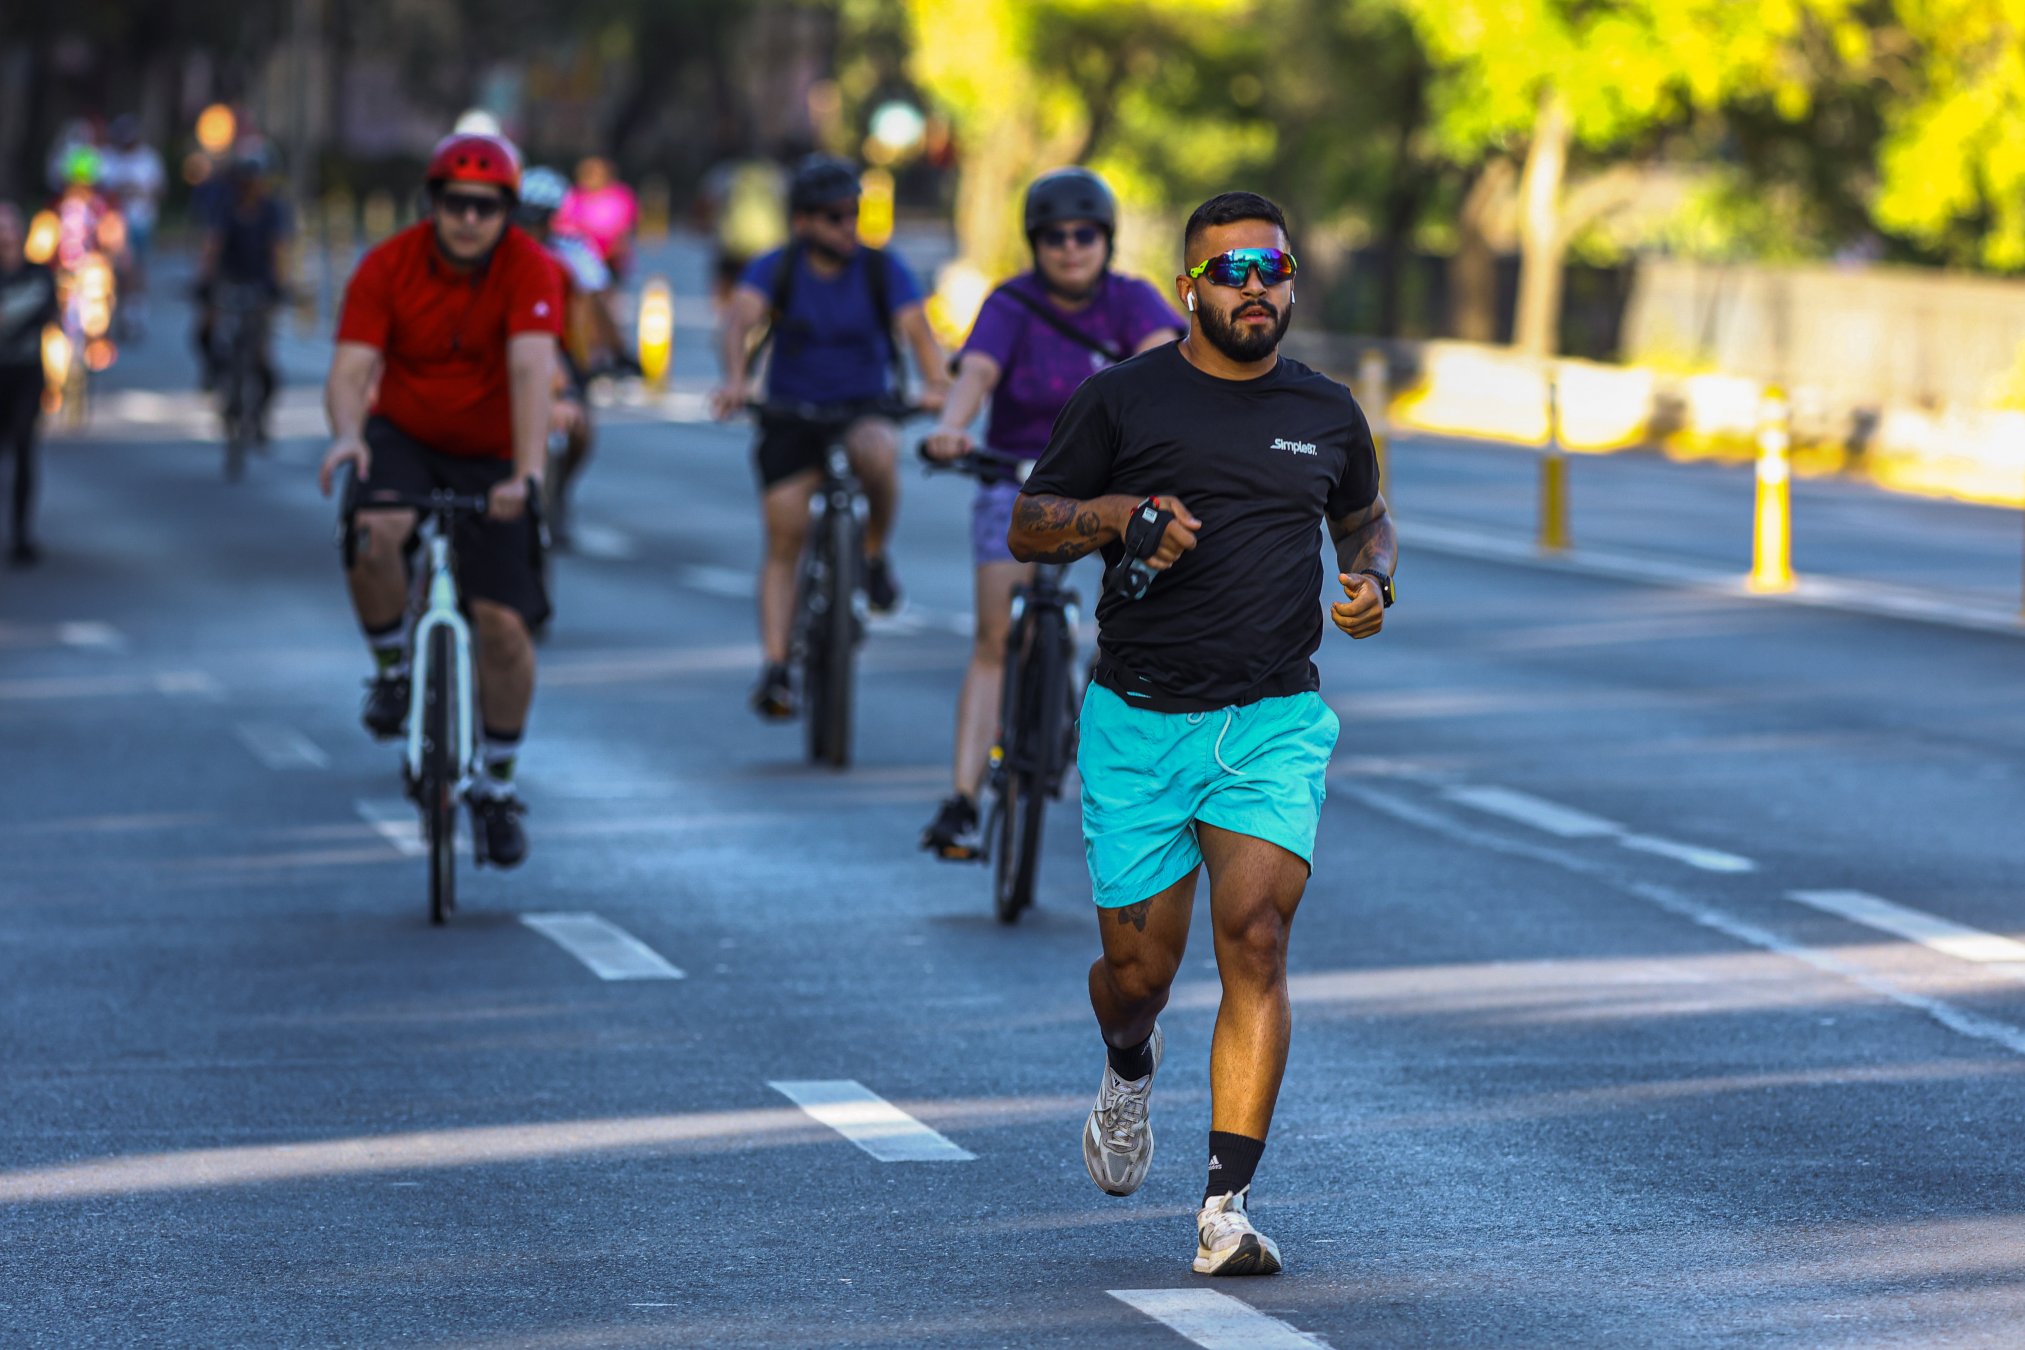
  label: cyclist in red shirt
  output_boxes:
[316,132,563,867]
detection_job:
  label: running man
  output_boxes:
[919,167,1183,857]
[710,153,947,720]
[316,132,561,867]
[1009,191,1395,1276]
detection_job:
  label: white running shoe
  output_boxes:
[1194,1186,1282,1276]
[1081,1023,1163,1196]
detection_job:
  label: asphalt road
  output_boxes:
[6,243,2025,1347]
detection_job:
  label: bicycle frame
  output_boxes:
[405,528,479,799]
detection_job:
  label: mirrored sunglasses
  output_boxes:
[1187,247,1298,288]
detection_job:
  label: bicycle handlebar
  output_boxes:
[917,445,1033,484]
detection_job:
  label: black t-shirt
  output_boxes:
[1023,342,1378,712]
[212,196,293,288]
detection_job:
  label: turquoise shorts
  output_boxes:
[1077,683,1340,909]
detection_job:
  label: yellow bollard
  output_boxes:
[858,167,895,249]
[636,276,674,393]
[1359,347,1390,500]
[1749,386,1795,593]
[1538,368,1570,553]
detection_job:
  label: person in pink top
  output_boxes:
[556,156,637,279]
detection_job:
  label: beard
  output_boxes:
[1197,296,1289,363]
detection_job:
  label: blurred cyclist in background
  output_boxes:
[195,145,290,436]
[557,156,638,282]
[97,116,164,340]
[517,165,625,547]
[0,203,58,566]
[918,168,1185,858]
[710,153,948,720]
[50,146,115,274]
[703,155,788,313]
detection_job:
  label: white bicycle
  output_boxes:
[339,470,501,924]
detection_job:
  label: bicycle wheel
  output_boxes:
[422,625,458,925]
[806,503,859,767]
[222,343,252,482]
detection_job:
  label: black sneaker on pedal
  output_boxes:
[920,793,982,861]
[472,789,529,868]
[361,671,410,741]
[863,554,901,615]
[750,663,796,721]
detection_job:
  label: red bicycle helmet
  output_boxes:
[425,133,522,200]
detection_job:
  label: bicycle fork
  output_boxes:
[405,537,478,798]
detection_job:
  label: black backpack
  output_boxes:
[747,239,906,392]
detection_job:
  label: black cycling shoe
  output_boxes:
[751,663,796,721]
[471,789,529,868]
[921,793,982,861]
[361,671,410,740]
[863,554,901,615]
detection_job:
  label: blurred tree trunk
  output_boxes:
[1450,158,1511,342]
[1513,85,1570,359]
[1372,62,1427,337]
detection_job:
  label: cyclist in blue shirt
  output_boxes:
[711,155,948,720]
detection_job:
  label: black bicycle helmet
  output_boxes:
[1024,167,1117,239]
[789,154,862,213]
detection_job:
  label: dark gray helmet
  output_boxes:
[789,154,861,213]
[1024,167,1117,238]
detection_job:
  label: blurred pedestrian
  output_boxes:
[556,156,637,280]
[98,115,165,339]
[0,203,59,566]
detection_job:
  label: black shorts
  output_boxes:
[752,401,891,491]
[360,416,550,628]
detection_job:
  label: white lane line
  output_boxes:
[1344,781,2025,1059]
[234,721,330,770]
[353,798,425,857]
[1790,890,2025,970]
[1619,833,1757,874]
[767,1081,975,1162]
[678,564,751,599]
[0,671,220,702]
[1443,785,1620,838]
[521,912,685,980]
[569,523,637,561]
[57,622,125,650]
[1445,784,1756,873]
[1109,1289,1328,1349]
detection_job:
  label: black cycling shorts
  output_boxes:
[358,416,550,629]
[752,401,891,491]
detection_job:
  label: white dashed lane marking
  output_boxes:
[521,912,685,980]
[768,1081,975,1162]
[1443,784,1756,874]
[353,798,425,857]
[1109,1289,1329,1349]
[235,722,330,770]
[1790,890,2025,976]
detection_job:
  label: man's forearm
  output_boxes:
[1332,502,1397,577]
[1008,492,1137,565]
[720,318,753,385]
[325,371,371,442]
[510,353,555,481]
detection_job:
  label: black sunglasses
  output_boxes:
[819,205,860,226]
[1038,224,1104,249]
[436,191,507,221]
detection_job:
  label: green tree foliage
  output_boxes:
[1391,0,1859,354]
[1868,0,2025,270]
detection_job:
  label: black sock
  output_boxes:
[1105,1033,1154,1082]
[1205,1131,1265,1201]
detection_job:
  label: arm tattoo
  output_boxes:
[1114,900,1151,932]
[1012,493,1112,564]
[1330,495,1397,576]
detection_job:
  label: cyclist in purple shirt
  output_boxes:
[920,168,1185,859]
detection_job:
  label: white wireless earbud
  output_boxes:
[1186,292,1197,312]
[1289,289,1296,306]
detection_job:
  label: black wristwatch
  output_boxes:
[1359,568,1395,608]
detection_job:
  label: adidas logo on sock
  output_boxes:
[1208,1154,1222,1169]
